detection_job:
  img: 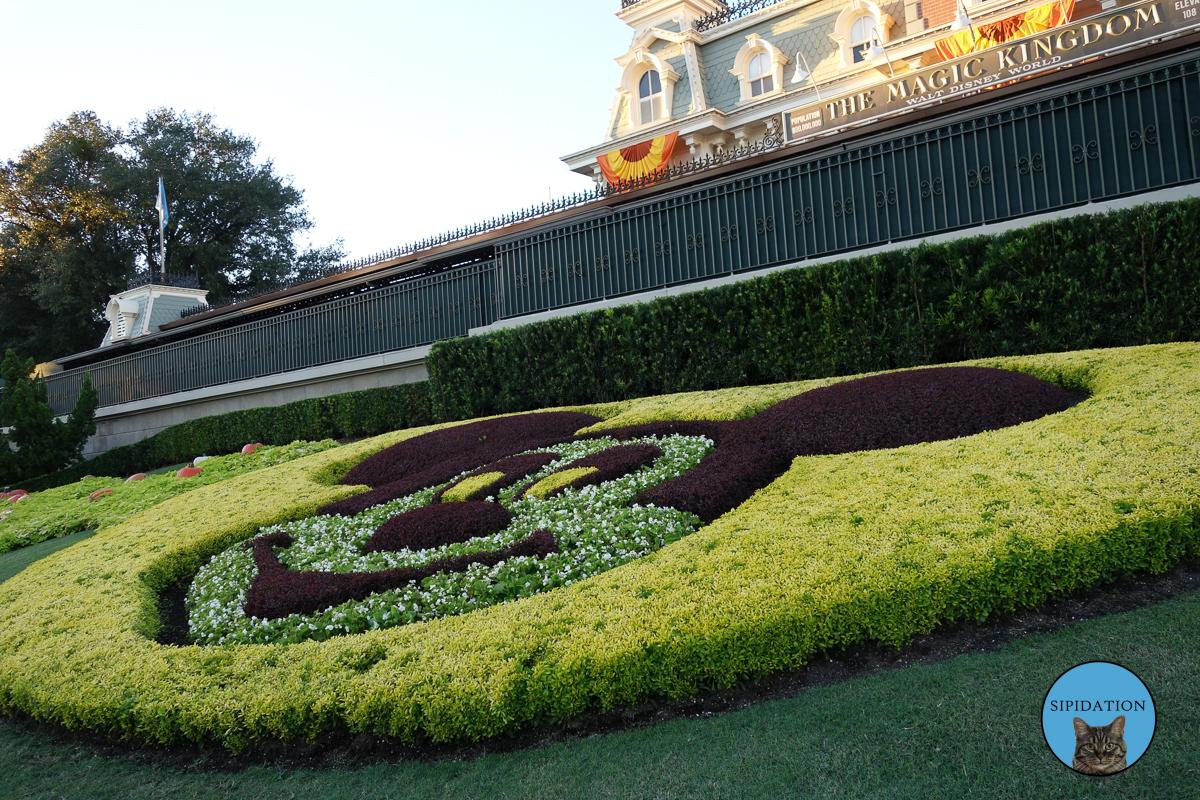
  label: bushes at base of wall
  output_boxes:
[19,382,435,493]
[425,199,1200,421]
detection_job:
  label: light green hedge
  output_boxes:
[0,344,1196,749]
[0,441,340,555]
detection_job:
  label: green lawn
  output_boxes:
[3,586,1195,800]
[0,530,95,585]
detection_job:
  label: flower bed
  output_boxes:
[189,434,711,645]
[0,345,1196,750]
[0,440,341,555]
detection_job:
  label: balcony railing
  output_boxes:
[172,124,787,320]
[695,0,782,32]
[126,270,202,291]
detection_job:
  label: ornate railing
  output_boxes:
[695,0,783,32]
[126,271,202,291]
[620,0,652,7]
[172,122,787,321]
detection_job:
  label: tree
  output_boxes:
[0,349,98,485]
[120,109,342,300]
[0,112,132,364]
[0,109,343,364]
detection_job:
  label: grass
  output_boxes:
[2,586,1196,799]
[0,440,339,555]
[0,530,95,585]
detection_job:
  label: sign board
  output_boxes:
[785,1,1198,143]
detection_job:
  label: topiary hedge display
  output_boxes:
[0,343,1196,750]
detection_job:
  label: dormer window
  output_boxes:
[639,70,664,123]
[849,16,872,63]
[748,52,774,97]
[832,1,895,68]
[730,35,787,105]
[616,49,680,131]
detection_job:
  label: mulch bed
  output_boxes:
[101,556,1199,770]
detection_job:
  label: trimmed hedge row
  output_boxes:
[0,344,1196,749]
[424,199,1200,420]
[20,382,436,493]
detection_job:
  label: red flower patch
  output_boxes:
[243,529,559,619]
[514,443,662,501]
[364,501,512,554]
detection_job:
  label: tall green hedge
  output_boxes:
[19,382,435,492]
[17,197,1200,492]
[424,199,1200,420]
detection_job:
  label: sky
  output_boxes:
[0,0,633,262]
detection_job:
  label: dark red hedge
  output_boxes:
[365,501,512,554]
[632,366,1076,522]
[246,366,1076,621]
[514,443,662,501]
[430,451,561,503]
[243,529,559,620]
[317,411,599,517]
[320,366,1074,527]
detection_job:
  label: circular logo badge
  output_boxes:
[1042,661,1156,775]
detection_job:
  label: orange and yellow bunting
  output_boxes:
[935,0,1075,61]
[597,132,680,185]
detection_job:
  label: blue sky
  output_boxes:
[0,0,632,261]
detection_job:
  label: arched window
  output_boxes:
[849,16,872,63]
[747,52,774,97]
[729,35,786,104]
[832,1,894,68]
[639,70,663,124]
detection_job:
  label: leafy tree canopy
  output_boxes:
[0,109,344,364]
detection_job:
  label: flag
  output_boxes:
[155,177,169,231]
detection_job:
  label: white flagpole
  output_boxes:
[155,177,168,278]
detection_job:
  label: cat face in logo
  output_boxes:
[1072,716,1128,775]
[196,366,1076,643]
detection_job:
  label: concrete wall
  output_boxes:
[82,345,429,457]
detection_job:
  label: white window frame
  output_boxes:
[617,49,681,130]
[831,0,895,68]
[638,70,665,124]
[729,35,788,105]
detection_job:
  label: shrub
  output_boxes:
[0,350,98,485]
[0,345,1195,750]
[424,200,1200,420]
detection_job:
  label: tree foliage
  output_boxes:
[0,349,98,485]
[0,110,343,363]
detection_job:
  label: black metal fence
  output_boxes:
[44,52,1200,414]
